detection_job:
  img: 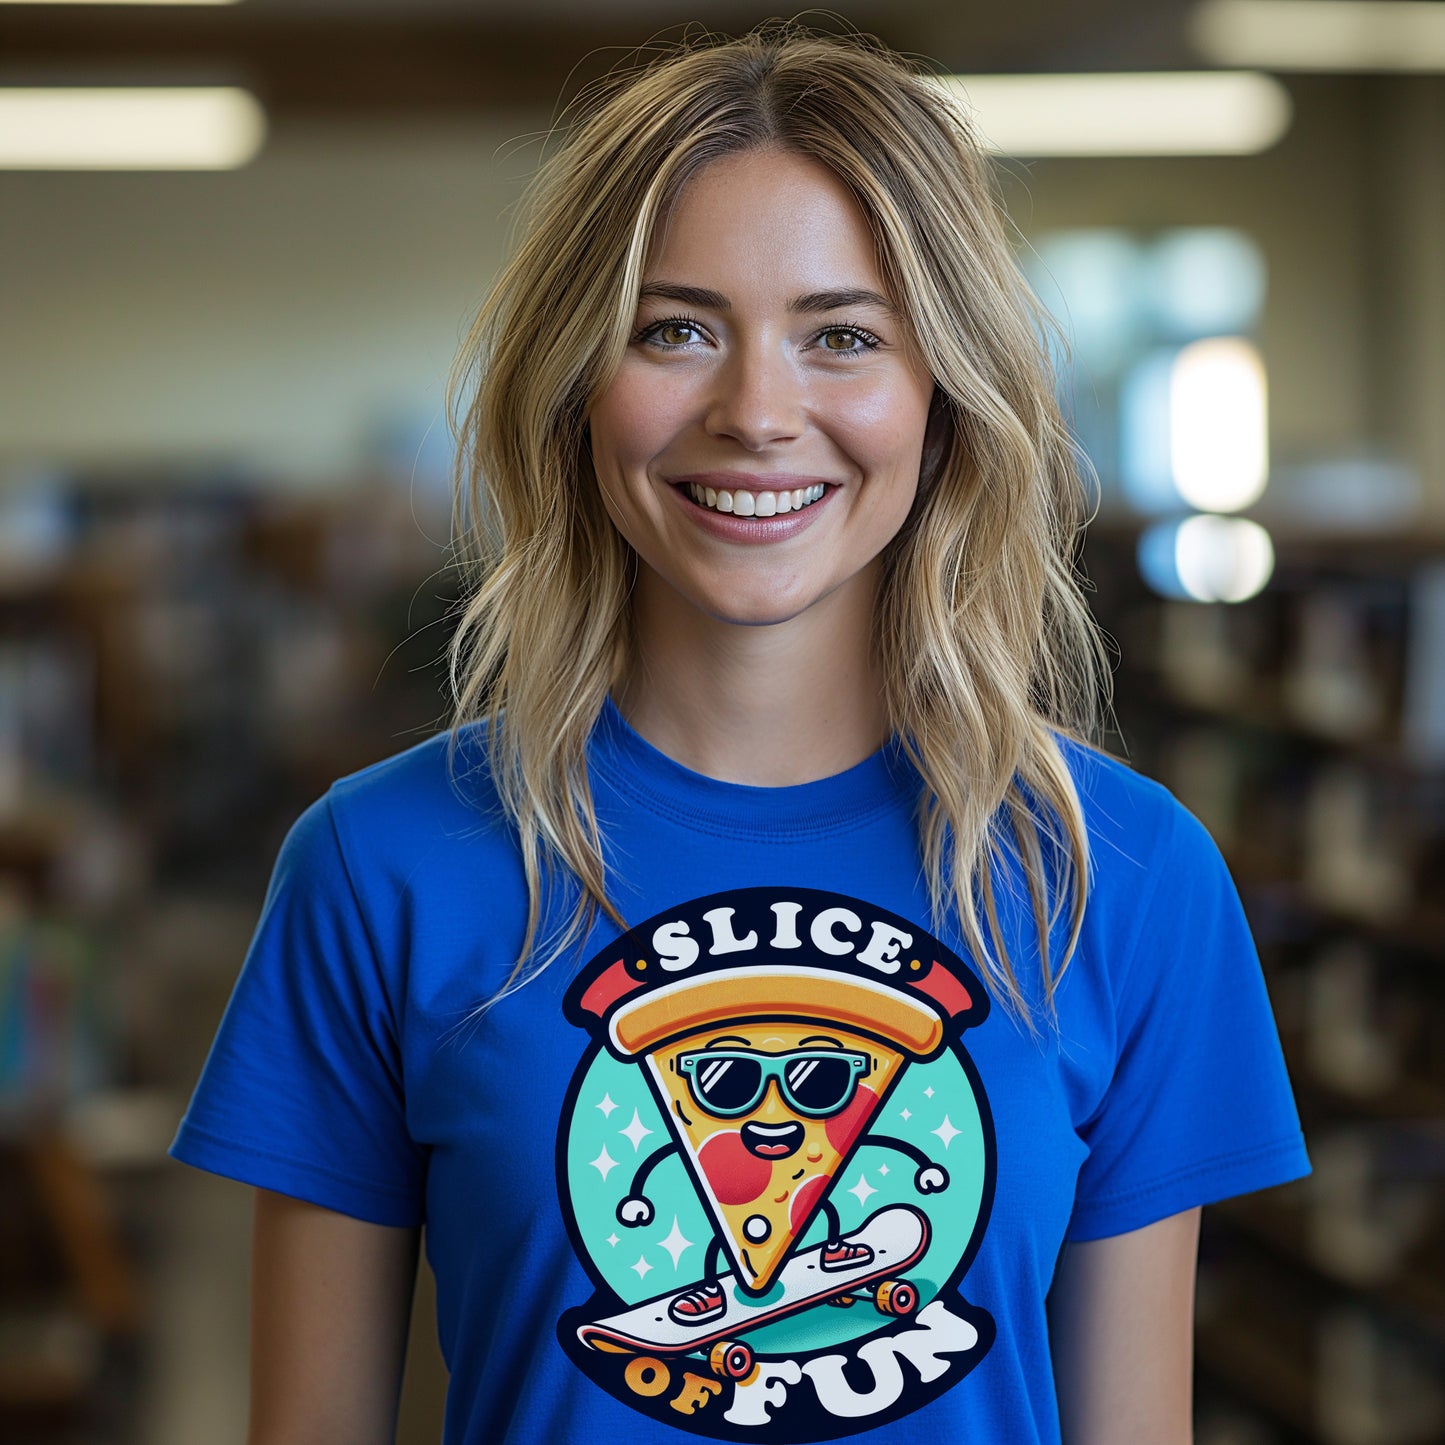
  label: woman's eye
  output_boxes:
[640,318,703,348]
[637,318,879,353]
[818,326,878,354]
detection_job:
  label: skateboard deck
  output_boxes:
[579,1204,930,1358]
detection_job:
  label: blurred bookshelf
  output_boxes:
[0,467,454,1443]
[2,466,1442,1443]
[1082,523,1445,1445]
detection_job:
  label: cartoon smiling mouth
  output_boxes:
[742,1120,805,1159]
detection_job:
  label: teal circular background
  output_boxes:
[562,1043,986,1355]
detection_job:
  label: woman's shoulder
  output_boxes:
[1051,732,1222,884]
[301,721,510,880]
[327,719,496,811]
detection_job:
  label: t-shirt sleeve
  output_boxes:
[1067,799,1310,1241]
[168,793,425,1227]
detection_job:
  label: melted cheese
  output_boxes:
[645,1020,908,1293]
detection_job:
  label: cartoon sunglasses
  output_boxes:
[677,1047,872,1119]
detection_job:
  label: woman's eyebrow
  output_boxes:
[790,287,896,316]
[636,282,896,316]
[638,281,731,310]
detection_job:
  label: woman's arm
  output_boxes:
[1048,1206,1201,1445]
[247,1188,421,1445]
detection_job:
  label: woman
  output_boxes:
[171,25,1309,1444]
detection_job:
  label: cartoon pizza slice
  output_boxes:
[607,967,945,1295]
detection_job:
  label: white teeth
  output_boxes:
[684,483,827,516]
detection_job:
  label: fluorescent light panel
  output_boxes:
[0,87,264,169]
[1193,1,1445,71]
[942,72,1292,156]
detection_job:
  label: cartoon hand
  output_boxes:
[915,1164,949,1194]
[617,1195,654,1227]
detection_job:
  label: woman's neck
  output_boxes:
[613,567,891,786]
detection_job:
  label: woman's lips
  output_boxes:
[667,476,835,541]
[680,479,827,517]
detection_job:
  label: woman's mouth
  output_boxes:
[683,481,827,516]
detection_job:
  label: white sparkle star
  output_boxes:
[658,1216,695,1269]
[605,1233,620,1248]
[595,1093,619,1119]
[899,1107,912,1121]
[932,1115,962,1150]
[630,1254,654,1281]
[923,1086,935,1099]
[848,1172,878,1207]
[619,1108,655,1153]
[878,1163,890,1177]
[589,1145,619,1181]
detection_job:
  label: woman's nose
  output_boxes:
[703,342,804,449]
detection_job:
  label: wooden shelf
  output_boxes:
[1080,522,1445,1441]
[1130,671,1437,778]
[1299,1071,1445,1124]
[0,1352,95,1410]
[1211,1201,1445,1350]
[1196,1320,1318,1438]
[1237,880,1445,959]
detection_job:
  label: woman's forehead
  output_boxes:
[640,149,887,303]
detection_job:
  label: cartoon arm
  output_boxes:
[616,1143,678,1226]
[865,1133,949,1194]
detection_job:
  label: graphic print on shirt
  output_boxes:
[556,887,997,1440]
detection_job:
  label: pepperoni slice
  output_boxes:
[789,1173,829,1235]
[697,1130,771,1205]
[825,1084,878,1156]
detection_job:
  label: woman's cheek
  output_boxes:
[615,360,703,445]
[818,375,930,458]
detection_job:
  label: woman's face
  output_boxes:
[588,147,937,633]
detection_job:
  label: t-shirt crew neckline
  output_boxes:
[589,692,919,840]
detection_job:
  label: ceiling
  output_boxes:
[0,0,1201,117]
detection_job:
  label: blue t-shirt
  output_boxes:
[170,697,1309,1443]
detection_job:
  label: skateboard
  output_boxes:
[578,1204,930,1382]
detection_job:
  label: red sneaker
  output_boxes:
[820,1240,875,1272]
[668,1281,726,1324]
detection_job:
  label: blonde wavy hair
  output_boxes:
[446,23,1110,1028]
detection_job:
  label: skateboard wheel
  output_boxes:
[874,1280,918,1318]
[710,1340,754,1381]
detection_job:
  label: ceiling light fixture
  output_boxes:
[941,72,1292,156]
[1170,337,1270,513]
[1192,0,1445,71]
[0,87,265,169]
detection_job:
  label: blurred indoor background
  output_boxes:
[1,1,1442,1442]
